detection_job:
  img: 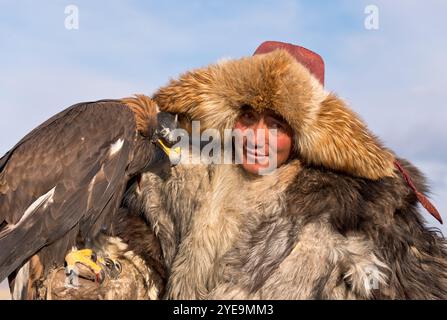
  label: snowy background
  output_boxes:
[1,0,446,299]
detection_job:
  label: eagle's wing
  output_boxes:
[0,100,139,284]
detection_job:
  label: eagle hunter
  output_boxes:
[0,95,179,299]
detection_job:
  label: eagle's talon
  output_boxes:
[103,258,122,279]
[65,249,105,283]
[64,249,121,284]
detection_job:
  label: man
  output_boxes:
[45,41,447,299]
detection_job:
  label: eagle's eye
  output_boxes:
[159,127,170,137]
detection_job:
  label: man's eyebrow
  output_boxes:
[240,104,255,112]
[265,110,285,121]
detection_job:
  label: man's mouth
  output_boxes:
[245,144,269,156]
[244,145,270,164]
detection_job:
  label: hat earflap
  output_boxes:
[297,93,396,180]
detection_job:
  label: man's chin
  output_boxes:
[245,153,270,165]
[241,162,276,175]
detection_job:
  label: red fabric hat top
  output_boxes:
[253,41,325,86]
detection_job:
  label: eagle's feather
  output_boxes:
[0,97,168,296]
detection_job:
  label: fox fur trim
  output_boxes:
[153,49,395,180]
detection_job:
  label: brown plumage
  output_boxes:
[121,95,159,137]
[0,95,175,299]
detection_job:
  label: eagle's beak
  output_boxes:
[156,138,181,165]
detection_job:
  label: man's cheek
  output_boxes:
[275,135,290,149]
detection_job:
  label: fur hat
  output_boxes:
[253,41,325,86]
[153,45,396,180]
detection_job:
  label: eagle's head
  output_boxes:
[152,112,181,165]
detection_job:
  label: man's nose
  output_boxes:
[250,119,269,147]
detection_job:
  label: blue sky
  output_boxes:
[1,0,446,298]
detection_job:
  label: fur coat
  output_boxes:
[131,48,447,299]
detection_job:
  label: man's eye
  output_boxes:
[269,122,281,129]
[266,117,285,130]
[240,112,256,123]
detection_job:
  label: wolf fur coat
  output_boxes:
[145,49,447,299]
[42,49,447,300]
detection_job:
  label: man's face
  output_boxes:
[233,106,293,175]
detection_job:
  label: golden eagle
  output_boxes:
[0,95,179,299]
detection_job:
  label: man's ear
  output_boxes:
[297,94,396,180]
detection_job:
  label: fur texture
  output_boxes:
[129,156,447,299]
[25,208,166,300]
[41,235,158,300]
[128,49,447,299]
[121,95,158,137]
[206,160,447,299]
[153,50,395,180]
[31,49,446,300]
